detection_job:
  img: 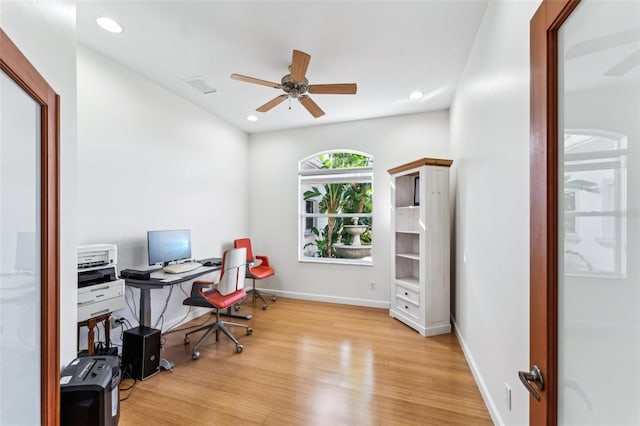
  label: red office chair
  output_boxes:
[182,247,252,359]
[233,238,276,310]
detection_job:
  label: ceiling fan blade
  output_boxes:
[256,94,288,112]
[290,50,311,83]
[603,48,640,76]
[308,83,357,95]
[566,28,640,59]
[231,73,281,89]
[299,95,325,118]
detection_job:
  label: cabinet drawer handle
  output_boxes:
[404,292,409,296]
[404,305,409,309]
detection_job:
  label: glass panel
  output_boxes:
[0,70,41,425]
[558,1,640,424]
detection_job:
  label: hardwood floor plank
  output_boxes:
[118,298,491,425]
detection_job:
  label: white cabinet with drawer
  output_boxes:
[388,158,451,336]
[78,279,124,322]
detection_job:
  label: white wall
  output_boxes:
[450,1,540,424]
[77,46,249,348]
[0,0,78,367]
[248,111,450,307]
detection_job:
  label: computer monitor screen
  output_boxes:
[147,229,192,266]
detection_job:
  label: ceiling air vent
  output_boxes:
[182,76,218,95]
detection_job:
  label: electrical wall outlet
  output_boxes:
[505,382,511,411]
[370,281,376,290]
[110,317,120,329]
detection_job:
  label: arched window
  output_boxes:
[298,150,373,265]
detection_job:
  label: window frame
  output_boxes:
[298,150,373,265]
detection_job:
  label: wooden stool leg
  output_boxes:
[77,323,82,354]
[87,318,97,356]
[104,314,111,349]
[78,313,112,356]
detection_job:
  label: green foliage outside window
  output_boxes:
[303,152,372,258]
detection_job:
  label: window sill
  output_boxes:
[298,256,373,266]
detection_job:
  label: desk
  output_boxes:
[123,263,251,360]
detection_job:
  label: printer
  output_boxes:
[78,244,124,322]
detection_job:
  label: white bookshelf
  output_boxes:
[388,158,452,336]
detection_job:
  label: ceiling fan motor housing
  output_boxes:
[281,74,309,98]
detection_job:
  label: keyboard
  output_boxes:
[163,262,202,274]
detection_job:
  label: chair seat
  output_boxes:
[202,288,247,309]
[249,264,275,279]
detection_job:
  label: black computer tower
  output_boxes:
[60,356,121,426]
[122,326,160,381]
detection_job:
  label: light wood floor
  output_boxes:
[118,298,491,425]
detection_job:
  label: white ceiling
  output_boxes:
[77,1,488,134]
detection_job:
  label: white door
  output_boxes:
[0,62,42,426]
[557,1,639,423]
[0,28,61,425]
[528,0,639,424]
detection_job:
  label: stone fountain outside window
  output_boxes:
[333,223,372,259]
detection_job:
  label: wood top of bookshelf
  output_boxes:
[387,157,453,175]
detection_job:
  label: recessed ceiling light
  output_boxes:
[96,17,123,33]
[247,115,258,122]
[409,91,424,100]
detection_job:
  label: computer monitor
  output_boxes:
[147,229,192,266]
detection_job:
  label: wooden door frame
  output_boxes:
[0,28,60,425]
[529,0,580,424]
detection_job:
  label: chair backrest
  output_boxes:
[233,238,254,262]
[217,247,247,296]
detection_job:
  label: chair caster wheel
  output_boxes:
[234,304,240,311]
[184,336,190,345]
[247,328,253,335]
[192,352,200,360]
[236,345,244,353]
[272,296,277,301]
[262,305,268,310]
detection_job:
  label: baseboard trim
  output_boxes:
[258,288,390,309]
[452,316,503,426]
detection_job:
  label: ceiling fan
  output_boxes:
[231,49,357,118]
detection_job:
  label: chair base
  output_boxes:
[238,278,276,310]
[184,312,252,359]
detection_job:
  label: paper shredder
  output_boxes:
[60,355,121,426]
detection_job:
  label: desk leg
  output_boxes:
[139,287,152,328]
[137,287,175,371]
